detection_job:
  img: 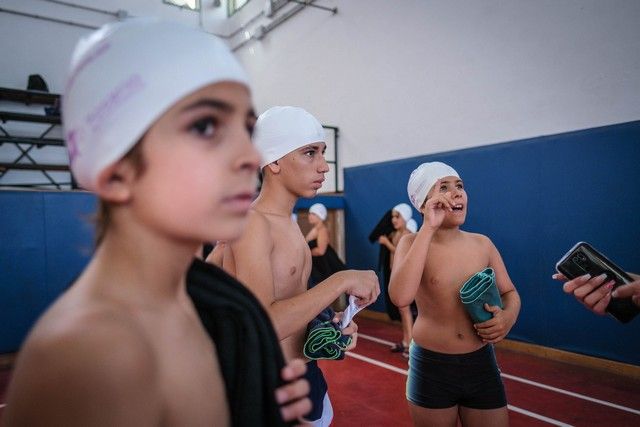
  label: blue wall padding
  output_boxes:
[295,194,345,210]
[0,191,96,353]
[344,121,640,365]
[0,121,638,365]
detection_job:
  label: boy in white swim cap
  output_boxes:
[224,106,380,426]
[378,203,415,358]
[305,203,331,270]
[2,18,309,426]
[305,202,347,289]
[390,161,521,426]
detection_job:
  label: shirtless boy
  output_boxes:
[390,161,521,427]
[379,203,415,357]
[224,106,380,426]
[2,19,308,426]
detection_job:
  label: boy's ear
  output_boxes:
[94,158,137,203]
[266,160,281,174]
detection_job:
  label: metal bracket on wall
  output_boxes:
[0,1,127,31]
[231,0,338,51]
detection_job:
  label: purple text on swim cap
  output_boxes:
[65,41,111,93]
[66,129,80,165]
[86,74,145,134]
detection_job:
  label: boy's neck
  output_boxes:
[254,180,299,217]
[433,226,462,242]
[86,220,197,302]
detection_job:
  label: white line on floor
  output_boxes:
[359,333,395,347]
[346,352,574,427]
[500,373,640,416]
[506,405,573,427]
[347,350,409,375]
[358,333,640,416]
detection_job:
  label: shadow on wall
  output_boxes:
[343,120,640,365]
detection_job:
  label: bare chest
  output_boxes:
[269,222,311,300]
[422,241,490,299]
[146,311,229,426]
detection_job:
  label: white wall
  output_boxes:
[0,0,203,92]
[2,1,639,188]
[235,0,640,170]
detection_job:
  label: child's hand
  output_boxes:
[474,304,512,343]
[335,270,380,307]
[340,319,358,351]
[378,235,391,246]
[276,359,311,422]
[420,179,455,230]
[331,311,359,351]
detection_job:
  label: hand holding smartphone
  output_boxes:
[556,242,639,323]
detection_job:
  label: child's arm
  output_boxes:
[304,225,317,242]
[231,211,378,340]
[378,234,395,252]
[310,225,329,256]
[474,238,521,343]
[389,232,430,307]
[230,211,336,339]
[389,183,456,307]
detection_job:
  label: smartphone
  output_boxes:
[556,242,639,323]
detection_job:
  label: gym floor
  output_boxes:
[1,315,639,426]
[319,316,640,426]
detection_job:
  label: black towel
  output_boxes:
[368,210,400,321]
[308,239,346,285]
[368,209,394,243]
[187,259,294,427]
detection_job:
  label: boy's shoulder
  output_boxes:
[246,206,267,222]
[23,294,158,382]
[242,208,273,239]
[398,230,417,246]
[232,208,275,253]
[461,230,492,245]
[6,297,161,424]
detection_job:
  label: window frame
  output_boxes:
[163,0,201,12]
[227,0,252,17]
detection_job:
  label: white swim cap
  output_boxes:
[393,203,412,222]
[253,106,325,168]
[63,17,249,190]
[406,218,418,233]
[407,162,460,210]
[309,203,327,221]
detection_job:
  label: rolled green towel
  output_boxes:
[303,308,352,360]
[459,268,503,323]
[460,268,494,303]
